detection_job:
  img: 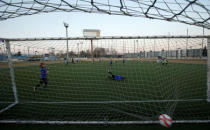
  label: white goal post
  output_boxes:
[207,37,210,102]
[0,40,18,114]
[0,35,210,124]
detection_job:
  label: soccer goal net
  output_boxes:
[0,36,210,124]
[0,0,209,29]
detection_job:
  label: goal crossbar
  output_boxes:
[0,99,206,104]
[1,35,210,41]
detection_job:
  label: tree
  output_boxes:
[94,47,106,58]
[69,51,76,57]
[111,48,117,57]
[80,50,91,57]
[202,46,207,57]
[49,48,55,56]
[14,51,22,56]
[56,50,65,58]
[86,50,91,57]
[80,51,86,57]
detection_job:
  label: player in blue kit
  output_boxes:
[34,63,48,91]
[110,59,112,66]
[108,71,125,81]
[123,58,125,64]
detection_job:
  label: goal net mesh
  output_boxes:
[0,36,209,123]
[0,0,209,29]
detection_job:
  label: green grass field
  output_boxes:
[0,60,210,123]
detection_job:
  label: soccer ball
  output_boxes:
[159,114,172,127]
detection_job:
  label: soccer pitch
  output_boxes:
[0,60,209,122]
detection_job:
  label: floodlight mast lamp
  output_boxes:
[64,22,69,64]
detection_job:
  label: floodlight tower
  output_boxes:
[186,28,188,58]
[64,22,69,64]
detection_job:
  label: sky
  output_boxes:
[0,12,209,38]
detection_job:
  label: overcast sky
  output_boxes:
[0,12,209,38]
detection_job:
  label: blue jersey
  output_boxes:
[41,67,47,79]
[123,59,125,63]
[114,75,122,80]
[110,60,112,65]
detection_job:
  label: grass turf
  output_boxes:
[0,61,210,122]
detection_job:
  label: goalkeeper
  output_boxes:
[108,71,125,81]
[162,58,168,66]
[34,63,48,91]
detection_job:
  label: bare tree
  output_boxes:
[69,51,76,57]
[94,47,106,58]
[56,50,65,58]
[14,51,22,56]
[202,46,207,57]
[80,50,91,58]
[49,47,55,56]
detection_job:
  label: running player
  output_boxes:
[34,63,48,91]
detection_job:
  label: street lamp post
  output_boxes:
[186,28,188,58]
[154,39,156,58]
[136,40,139,59]
[123,40,125,58]
[143,39,145,58]
[77,43,79,60]
[201,27,204,59]
[27,47,30,57]
[134,40,135,56]
[23,46,25,56]
[77,42,83,61]
[64,22,69,64]
[168,32,170,58]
